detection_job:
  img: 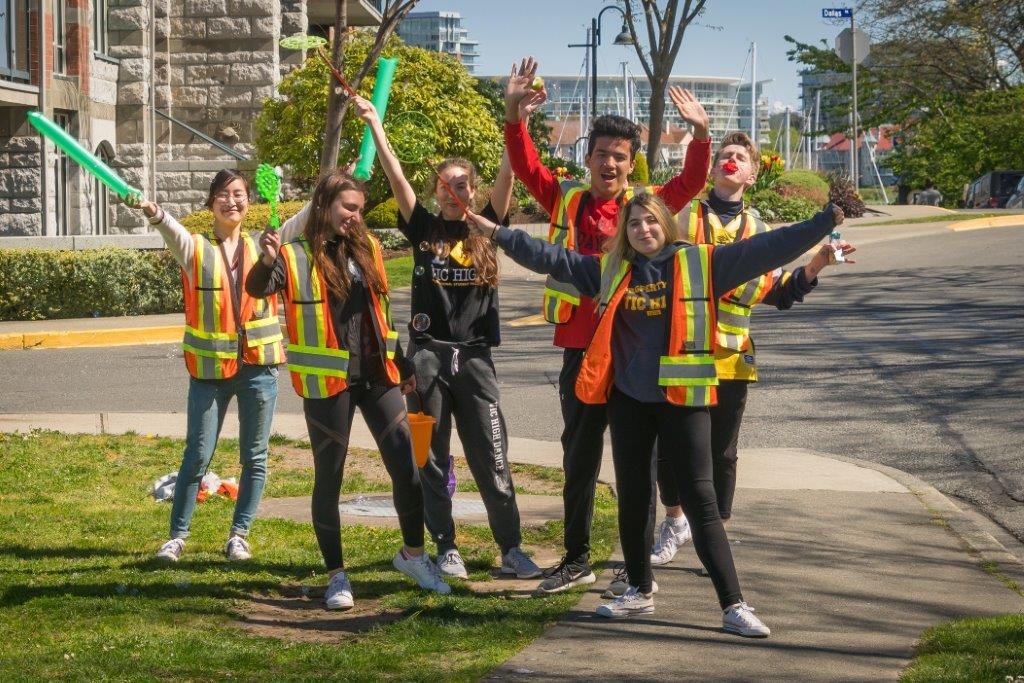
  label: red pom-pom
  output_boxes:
[722,160,739,174]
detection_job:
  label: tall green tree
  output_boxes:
[257,32,503,208]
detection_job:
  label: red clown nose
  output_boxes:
[722,160,739,174]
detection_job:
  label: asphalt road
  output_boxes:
[3,219,1022,541]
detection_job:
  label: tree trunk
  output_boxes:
[319,3,349,174]
[646,76,668,166]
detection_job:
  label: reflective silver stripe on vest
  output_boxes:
[657,356,718,385]
[286,345,350,375]
[197,237,220,334]
[288,242,326,350]
[544,275,580,302]
[244,316,283,344]
[717,305,750,331]
[682,246,711,352]
[182,329,237,357]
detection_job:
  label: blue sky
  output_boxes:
[409,0,855,113]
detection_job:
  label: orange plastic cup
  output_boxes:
[407,411,436,467]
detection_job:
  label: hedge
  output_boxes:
[749,189,819,223]
[775,170,830,206]
[178,200,307,234]
[0,248,183,321]
[365,197,399,230]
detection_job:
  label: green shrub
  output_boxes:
[748,189,819,223]
[775,170,830,206]
[825,171,867,218]
[0,249,183,321]
[372,229,411,251]
[178,200,307,234]
[364,197,400,230]
[630,152,650,185]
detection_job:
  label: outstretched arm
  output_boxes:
[712,205,844,299]
[465,210,601,297]
[504,57,560,214]
[656,87,712,212]
[761,240,857,309]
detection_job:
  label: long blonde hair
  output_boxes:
[598,193,681,304]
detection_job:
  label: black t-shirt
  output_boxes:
[398,201,507,346]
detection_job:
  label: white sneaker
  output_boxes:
[650,517,692,566]
[325,571,354,610]
[723,601,771,638]
[595,585,655,619]
[394,550,452,595]
[156,538,185,562]
[601,564,659,599]
[225,536,251,561]
[437,549,468,579]
[501,547,542,579]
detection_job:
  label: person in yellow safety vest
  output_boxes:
[127,169,285,564]
[465,192,847,636]
[643,132,857,573]
[246,169,451,611]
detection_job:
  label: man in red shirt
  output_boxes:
[503,58,712,594]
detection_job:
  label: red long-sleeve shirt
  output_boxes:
[504,120,711,349]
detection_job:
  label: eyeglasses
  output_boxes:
[214,192,249,203]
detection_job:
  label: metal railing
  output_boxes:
[153,108,249,161]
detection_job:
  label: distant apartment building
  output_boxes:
[799,68,848,134]
[0,0,383,238]
[488,73,770,166]
[397,11,478,74]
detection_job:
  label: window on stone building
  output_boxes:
[92,142,113,235]
[53,0,66,74]
[0,0,32,83]
[92,0,108,55]
[53,110,73,235]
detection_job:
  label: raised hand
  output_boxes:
[505,57,539,122]
[830,203,845,226]
[350,96,379,126]
[668,87,709,140]
[259,227,281,266]
[125,195,159,219]
[519,87,547,120]
[464,210,499,238]
[399,374,417,396]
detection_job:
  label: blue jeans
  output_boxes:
[169,364,279,540]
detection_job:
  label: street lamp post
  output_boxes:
[569,4,633,121]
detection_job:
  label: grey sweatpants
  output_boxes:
[407,340,522,553]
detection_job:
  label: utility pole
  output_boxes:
[621,61,631,121]
[814,89,821,171]
[850,9,859,188]
[784,106,791,169]
[750,42,757,148]
[582,28,590,136]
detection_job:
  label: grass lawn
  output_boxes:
[857,212,1001,227]
[902,613,1024,682]
[384,255,413,289]
[0,431,616,681]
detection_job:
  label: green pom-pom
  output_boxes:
[255,163,281,230]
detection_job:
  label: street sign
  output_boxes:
[822,8,853,18]
[835,27,870,65]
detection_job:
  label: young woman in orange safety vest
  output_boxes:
[128,169,286,564]
[465,192,846,637]
[246,169,451,611]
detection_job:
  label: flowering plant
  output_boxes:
[751,153,784,195]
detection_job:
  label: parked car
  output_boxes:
[1005,175,1024,210]
[966,170,1024,208]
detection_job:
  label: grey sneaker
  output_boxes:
[156,538,185,562]
[325,570,354,610]
[393,550,452,595]
[225,536,251,561]
[437,549,468,579]
[601,564,659,599]
[595,585,655,618]
[501,547,542,579]
[723,601,771,638]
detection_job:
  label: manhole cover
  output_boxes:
[340,495,488,518]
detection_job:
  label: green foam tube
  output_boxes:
[27,110,142,201]
[352,57,399,180]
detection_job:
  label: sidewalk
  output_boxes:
[3,412,1023,680]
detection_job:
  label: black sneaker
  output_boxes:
[534,555,596,595]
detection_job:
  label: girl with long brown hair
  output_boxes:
[246,170,451,610]
[351,95,541,581]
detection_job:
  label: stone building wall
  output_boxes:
[0,110,43,236]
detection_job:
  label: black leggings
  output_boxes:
[657,380,748,519]
[608,387,743,609]
[304,383,424,570]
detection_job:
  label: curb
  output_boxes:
[0,325,182,350]
[948,214,1024,232]
[817,450,1024,592]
